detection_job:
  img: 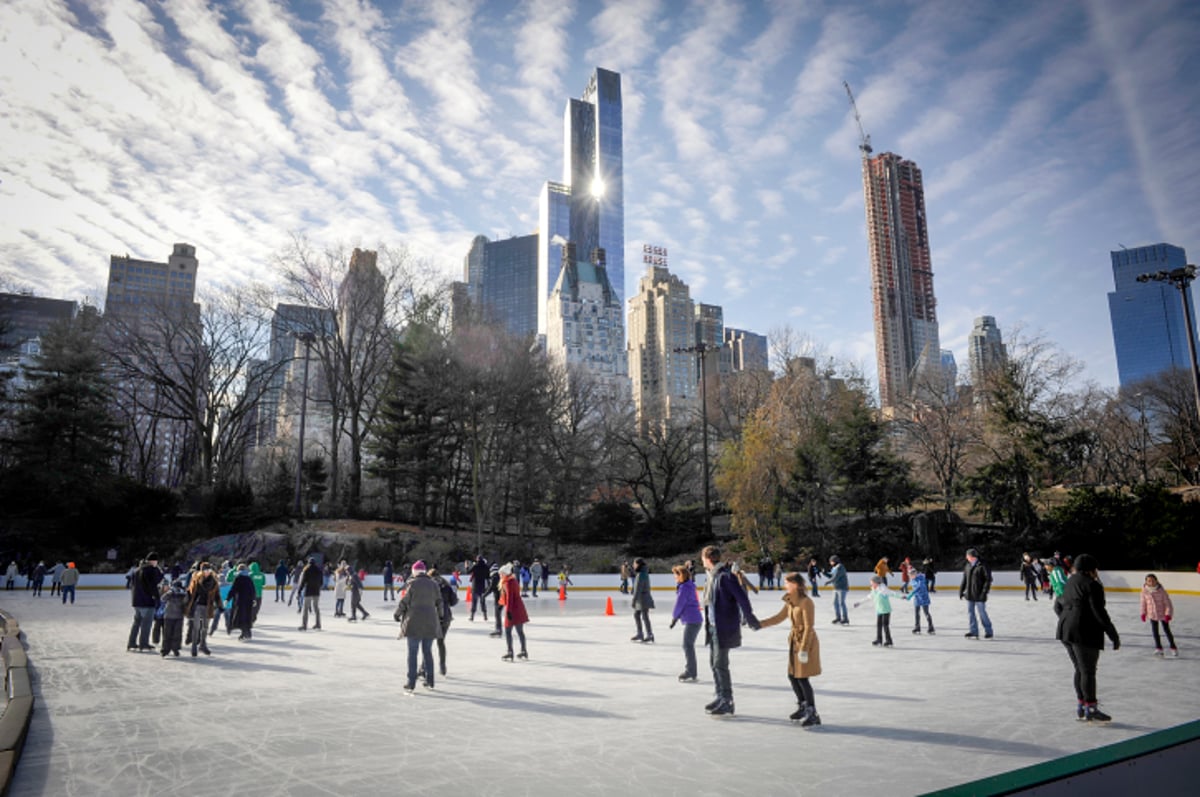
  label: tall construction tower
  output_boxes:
[846,82,941,412]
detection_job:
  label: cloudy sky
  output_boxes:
[2,0,1199,391]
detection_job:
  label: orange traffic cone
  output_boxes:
[558,584,566,601]
[605,596,614,616]
[466,585,472,604]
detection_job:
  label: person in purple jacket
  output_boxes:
[669,564,704,682]
[701,545,760,717]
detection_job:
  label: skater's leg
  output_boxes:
[682,622,700,677]
[1151,620,1163,649]
[1162,620,1176,649]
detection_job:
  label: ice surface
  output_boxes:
[3,586,1198,796]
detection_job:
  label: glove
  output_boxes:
[669,619,677,630]
[1111,637,1120,651]
[748,618,761,631]
[1165,615,1171,622]
[799,651,809,664]
[1141,614,1146,622]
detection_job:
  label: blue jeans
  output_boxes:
[709,641,732,701]
[833,589,848,622]
[61,585,75,603]
[407,637,434,687]
[681,622,701,678]
[128,606,155,648]
[967,600,992,636]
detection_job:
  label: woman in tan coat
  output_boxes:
[759,571,822,727]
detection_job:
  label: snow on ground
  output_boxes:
[3,585,1198,796]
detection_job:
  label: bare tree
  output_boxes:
[896,369,982,511]
[104,291,283,487]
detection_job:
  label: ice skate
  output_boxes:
[912,628,920,634]
[501,652,514,661]
[679,673,697,682]
[1170,648,1179,657]
[517,651,528,660]
[403,682,415,694]
[1085,705,1111,723]
[642,635,655,644]
[800,709,821,728]
[1154,648,1164,657]
[789,704,808,722]
[708,700,735,717]
[927,628,935,634]
[630,634,644,642]
[705,697,723,712]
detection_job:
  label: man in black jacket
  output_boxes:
[959,548,994,639]
[128,553,163,651]
[468,556,490,622]
[299,558,324,631]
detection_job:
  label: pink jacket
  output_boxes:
[1140,585,1174,621]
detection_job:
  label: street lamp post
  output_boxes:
[1136,264,1200,422]
[292,332,315,517]
[674,341,720,537]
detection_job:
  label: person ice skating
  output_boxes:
[185,563,222,657]
[873,557,891,586]
[732,560,759,595]
[960,549,994,639]
[60,562,79,604]
[229,564,257,641]
[499,563,530,661]
[288,560,305,610]
[557,565,574,598]
[347,568,370,622]
[299,557,323,631]
[274,560,289,602]
[6,560,19,590]
[529,558,543,597]
[519,560,531,597]
[382,560,395,602]
[159,577,187,657]
[394,560,444,692]
[826,555,849,625]
[899,558,912,595]
[49,560,64,596]
[905,570,935,634]
[333,563,349,617]
[1021,553,1039,601]
[1055,554,1120,721]
[620,560,631,594]
[1140,574,1177,657]
[468,556,490,621]
[630,558,656,643]
[807,559,823,598]
[488,562,503,637]
[128,554,163,652]
[759,572,822,727]
[29,561,46,596]
[922,558,938,592]
[1048,561,1067,599]
[422,567,457,677]
[669,564,703,682]
[702,545,761,717]
[855,576,895,647]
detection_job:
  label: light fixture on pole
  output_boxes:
[292,332,316,517]
[1136,264,1200,422]
[673,341,720,538]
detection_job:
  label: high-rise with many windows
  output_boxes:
[539,68,624,336]
[104,243,198,318]
[460,234,540,339]
[860,153,940,410]
[546,243,627,401]
[627,263,696,430]
[1107,243,1198,389]
[967,316,1007,388]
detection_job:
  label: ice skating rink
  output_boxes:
[3,586,1198,796]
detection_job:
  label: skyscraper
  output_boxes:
[967,316,1007,388]
[539,68,624,335]
[723,328,769,372]
[104,243,198,318]
[861,153,940,410]
[460,233,540,339]
[546,243,627,401]
[627,262,696,430]
[1107,243,1199,388]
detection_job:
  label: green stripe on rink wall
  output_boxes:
[920,719,1200,797]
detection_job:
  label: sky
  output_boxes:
[2,0,1199,393]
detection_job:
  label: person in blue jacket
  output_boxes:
[825,555,849,625]
[669,564,703,681]
[905,570,935,634]
[701,545,760,717]
[274,560,289,602]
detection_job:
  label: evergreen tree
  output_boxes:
[5,313,119,514]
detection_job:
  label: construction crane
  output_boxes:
[843,80,873,156]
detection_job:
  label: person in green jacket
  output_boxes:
[1048,562,1067,598]
[854,576,894,647]
[248,561,267,621]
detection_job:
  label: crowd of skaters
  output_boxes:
[10,543,1187,729]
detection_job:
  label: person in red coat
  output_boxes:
[498,563,529,661]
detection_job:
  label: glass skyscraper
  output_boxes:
[540,68,624,336]
[461,233,540,339]
[1107,243,1198,389]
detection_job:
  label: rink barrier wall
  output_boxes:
[921,718,1200,796]
[0,608,33,797]
[58,570,1200,594]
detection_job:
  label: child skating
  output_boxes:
[758,572,822,727]
[905,570,934,634]
[1140,574,1178,657]
[855,576,894,647]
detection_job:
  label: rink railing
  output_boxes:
[45,570,1200,594]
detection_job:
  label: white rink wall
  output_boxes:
[59,570,1200,594]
